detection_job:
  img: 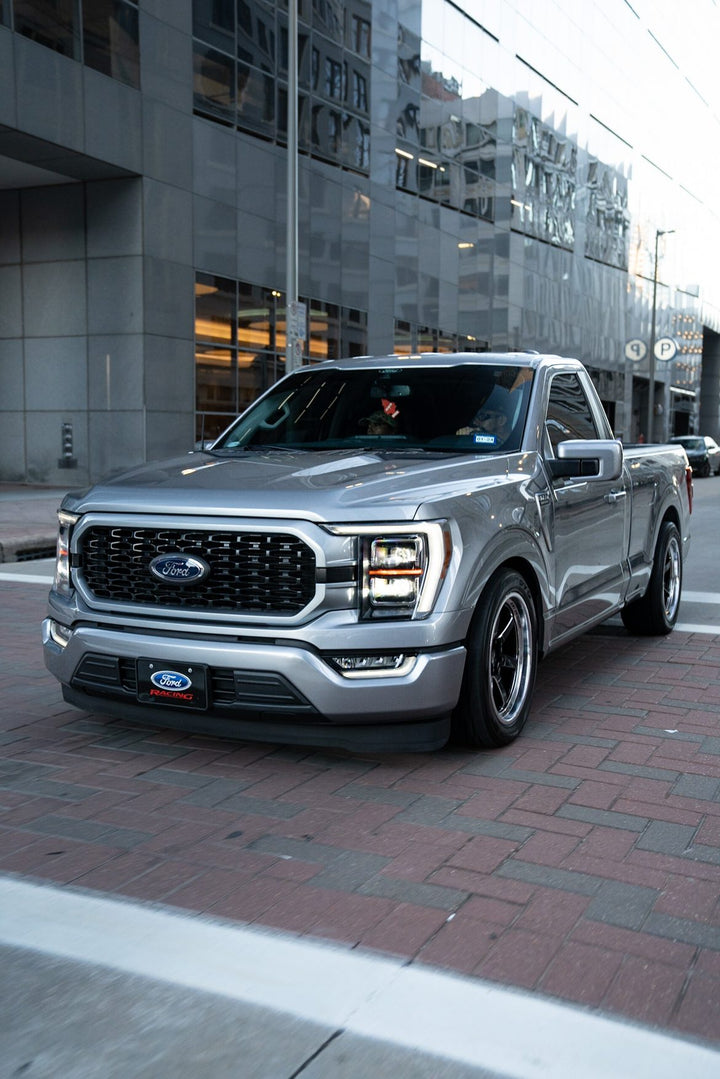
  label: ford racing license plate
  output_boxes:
[137,660,208,709]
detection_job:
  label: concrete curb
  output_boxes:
[0,534,58,564]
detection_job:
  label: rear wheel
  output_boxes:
[620,520,682,635]
[452,569,537,748]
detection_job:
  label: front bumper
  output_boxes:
[43,620,466,752]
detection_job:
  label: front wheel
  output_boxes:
[620,520,682,635]
[452,569,538,748]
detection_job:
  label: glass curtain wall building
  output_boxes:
[0,0,718,482]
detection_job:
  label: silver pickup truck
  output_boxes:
[43,352,692,752]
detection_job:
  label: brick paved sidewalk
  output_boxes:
[2,580,720,1046]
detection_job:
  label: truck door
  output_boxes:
[543,371,630,640]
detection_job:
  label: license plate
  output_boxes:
[137,659,208,710]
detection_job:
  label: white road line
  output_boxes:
[675,622,720,635]
[682,592,720,604]
[0,571,53,583]
[0,876,718,1079]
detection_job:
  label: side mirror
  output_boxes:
[547,439,623,481]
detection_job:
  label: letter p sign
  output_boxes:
[654,337,677,362]
[625,339,647,362]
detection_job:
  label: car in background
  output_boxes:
[670,434,720,477]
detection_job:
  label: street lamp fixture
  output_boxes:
[647,228,675,441]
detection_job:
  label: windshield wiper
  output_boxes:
[214,444,310,453]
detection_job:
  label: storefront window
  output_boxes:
[196,275,367,442]
[195,275,236,345]
[308,300,340,360]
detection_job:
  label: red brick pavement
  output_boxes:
[3,579,720,1045]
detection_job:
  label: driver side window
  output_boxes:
[545,373,600,453]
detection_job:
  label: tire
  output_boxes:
[620,520,682,636]
[700,460,711,478]
[452,569,538,748]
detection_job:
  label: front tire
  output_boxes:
[620,520,682,635]
[452,569,538,748]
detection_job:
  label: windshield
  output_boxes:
[212,363,534,455]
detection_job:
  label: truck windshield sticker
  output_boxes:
[473,433,498,445]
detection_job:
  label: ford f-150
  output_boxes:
[43,352,692,752]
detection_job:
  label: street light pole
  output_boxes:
[646,228,674,442]
[285,0,300,373]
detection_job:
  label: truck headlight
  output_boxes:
[53,510,78,595]
[326,522,451,619]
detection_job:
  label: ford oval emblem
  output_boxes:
[149,553,209,584]
[150,670,193,692]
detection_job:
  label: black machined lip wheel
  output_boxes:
[487,589,534,727]
[662,532,681,623]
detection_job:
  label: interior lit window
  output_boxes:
[195,275,367,442]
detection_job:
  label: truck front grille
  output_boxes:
[79,526,317,614]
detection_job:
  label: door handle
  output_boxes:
[605,489,627,503]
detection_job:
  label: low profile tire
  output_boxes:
[452,569,538,748]
[620,520,682,636]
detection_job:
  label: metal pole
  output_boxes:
[647,228,674,442]
[646,229,660,443]
[285,0,299,373]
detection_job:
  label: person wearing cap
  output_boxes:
[456,386,512,444]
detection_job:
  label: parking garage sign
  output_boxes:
[654,336,677,361]
[625,339,647,362]
[625,338,677,362]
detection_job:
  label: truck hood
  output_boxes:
[63,448,525,523]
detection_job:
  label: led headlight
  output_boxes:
[53,510,78,595]
[368,536,424,608]
[325,521,451,619]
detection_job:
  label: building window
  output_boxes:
[83,0,139,87]
[394,321,486,355]
[193,0,370,175]
[195,274,367,442]
[511,108,576,249]
[351,69,367,112]
[13,0,139,86]
[194,43,235,123]
[14,0,79,58]
[584,159,629,270]
[324,55,343,99]
[347,8,370,58]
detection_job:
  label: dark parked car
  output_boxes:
[670,435,720,477]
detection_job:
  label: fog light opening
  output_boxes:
[49,620,72,648]
[328,653,417,679]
